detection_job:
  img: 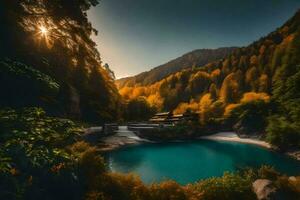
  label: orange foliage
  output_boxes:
[224,104,240,116]
[173,99,199,114]
[147,93,163,110]
[119,87,133,100]
[191,71,210,81]
[199,93,213,123]
[220,73,239,103]
[211,69,221,78]
[131,87,145,99]
[199,94,212,114]
[240,92,270,103]
[150,180,187,200]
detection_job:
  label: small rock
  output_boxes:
[289,176,297,182]
[252,179,279,200]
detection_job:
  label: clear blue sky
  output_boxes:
[88,0,300,79]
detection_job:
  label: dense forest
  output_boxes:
[119,10,300,149]
[0,0,122,124]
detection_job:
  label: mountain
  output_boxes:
[116,47,237,88]
[119,9,300,137]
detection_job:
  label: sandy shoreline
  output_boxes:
[98,129,300,161]
[99,131,272,151]
[200,132,272,149]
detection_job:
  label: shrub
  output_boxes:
[0,107,84,200]
[150,180,188,200]
[186,172,256,200]
[240,92,270,103]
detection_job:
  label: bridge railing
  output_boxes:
[127,123,174,132]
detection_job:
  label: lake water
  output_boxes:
[106,140,300,184]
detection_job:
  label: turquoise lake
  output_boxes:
[106,140,300,184]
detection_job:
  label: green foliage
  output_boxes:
[258,165,280,181]
[0,107,84,200]
[266,116,300,150]
[0,59,59,91]
[0,0,121,123]
[125,97,156,121]
[186,171,256,200]
[0,59,59,107]
[228,100,273,135]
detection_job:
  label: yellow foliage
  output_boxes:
[224,104,240,116]
[131,87,145,99]
[258,74,269,92]
[199,93,213,124]
[240,92,270,103]
[250,55,258,66]
[119,87,133,99]
[173,99,199,114]
[191,71,210,81]
[150,180,187,200]
[147,93,164,110]
[211,69,221,78]
[220,73,239,103]
[106,173,150,200]
[199,94,212,114]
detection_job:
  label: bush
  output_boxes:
[185,172,256,200]
[150,180,188,200]
[0,107,84,200]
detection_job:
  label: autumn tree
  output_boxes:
[188,71,211,95]
[199,93,213,123]
[220,73,240,104]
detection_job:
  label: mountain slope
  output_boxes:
[119,9,300,120]
[117,47,237,88]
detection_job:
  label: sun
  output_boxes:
[36,24,53,48]
[39,25,48,36]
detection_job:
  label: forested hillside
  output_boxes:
[119,9,300,114]
[0,0,121,124]
[119,10,300,147]
[117,47,236,88]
